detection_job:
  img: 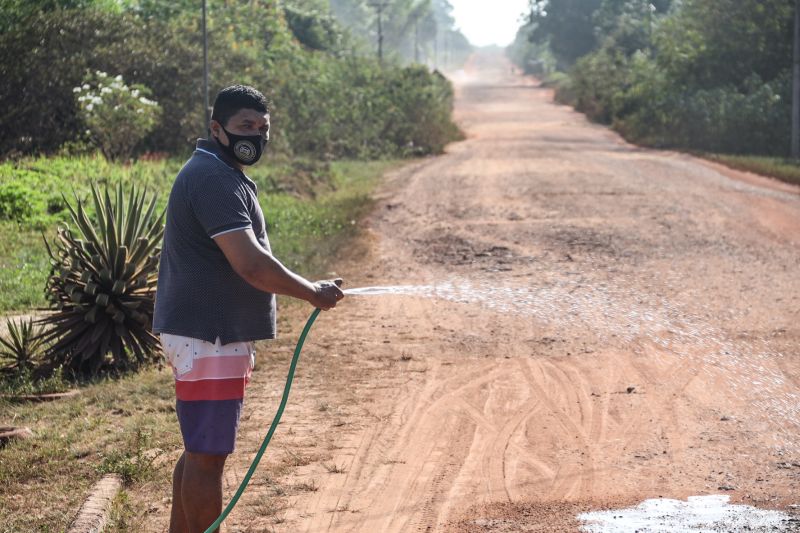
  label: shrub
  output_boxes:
[545,71,577,106]
[0,8,204,158]
[382,67,461,156]
[74,71,161,161]
[562,42,792,156]
[519,0,794,157]
[0,182,37,223]
[613,57,791,154]
[274,56,460,159]
[39,183,164,376]
[96,428,160,483]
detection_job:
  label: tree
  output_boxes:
[528,0,604,67]
[655,0,793,90]
[326,0,471,67]
[593,0,672,55]
[283,4,343,52]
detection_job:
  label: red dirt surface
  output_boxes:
[141,50,800,532]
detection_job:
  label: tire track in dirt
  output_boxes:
[374,364,511,531]
[297,360,505,531]
[518,359,598,500]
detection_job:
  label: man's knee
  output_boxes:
[185,451,228,474]
[173,453,185,480]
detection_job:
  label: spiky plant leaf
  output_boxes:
[0,318,46,371]
[39,182,165,376]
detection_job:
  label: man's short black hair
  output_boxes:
[211,85,268,127]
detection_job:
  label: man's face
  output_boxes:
[214,108,270,146]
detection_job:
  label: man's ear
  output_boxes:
[209,119,226,144]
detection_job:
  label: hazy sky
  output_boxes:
[449,0,530,47]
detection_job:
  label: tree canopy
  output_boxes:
[0,0,469,159]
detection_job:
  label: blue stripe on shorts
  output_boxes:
[176,398,243,455]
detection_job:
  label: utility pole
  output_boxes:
[369,2,390,65]
[793,0,800,158]
[414,20,420,64]
[433,22,438,70]
[444,30,449,70]
[202,0,210,136]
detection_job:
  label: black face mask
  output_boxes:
[216,125,266,166]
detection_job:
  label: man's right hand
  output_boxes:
[309,278,344,310]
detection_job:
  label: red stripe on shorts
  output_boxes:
[175,376,250,401]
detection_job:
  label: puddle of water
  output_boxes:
[343,280,800,453]
[578,495,795,532]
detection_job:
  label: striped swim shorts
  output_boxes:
[161,333,255,455]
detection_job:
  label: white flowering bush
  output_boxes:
[74,71,161,161]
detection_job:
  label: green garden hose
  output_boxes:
[204,307,321,533]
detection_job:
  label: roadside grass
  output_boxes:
[0,226,55,313]
[0,367,71,396]
[0,154,405,531]
[263,159,400,276]
[106,490,137,531]
[703,154,800,187]
[0,366,179,532]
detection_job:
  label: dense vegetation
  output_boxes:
[509,0,795,158]
[0,0,468,160]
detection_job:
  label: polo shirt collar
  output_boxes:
[195,138,233,167]
[194,138,257,188]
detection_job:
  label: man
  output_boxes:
[153,85,344,533]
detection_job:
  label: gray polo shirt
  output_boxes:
[153,139,276,344]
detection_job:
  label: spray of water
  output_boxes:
[344,279,799,453]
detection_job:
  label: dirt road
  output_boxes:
[144,51,800,531]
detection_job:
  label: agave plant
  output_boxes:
[0,317,46,372]
[39,183,164,375]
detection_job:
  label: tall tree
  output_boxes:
[528,0,603,67]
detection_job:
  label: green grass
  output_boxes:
[0,154,400,313]
[0,154,179,313]
[265,159,399,276]
[705,154,800,186]
[0,226,55,312]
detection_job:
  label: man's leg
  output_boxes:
[169,452,187,533]
[181,451,228,533]
[168,336,253,531]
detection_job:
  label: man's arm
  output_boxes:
[213,228,342,310]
